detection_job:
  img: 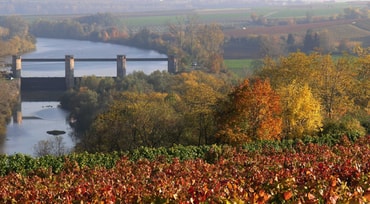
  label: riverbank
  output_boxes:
[0,79,20,136]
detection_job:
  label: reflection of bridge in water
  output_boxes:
[11,55,178,123]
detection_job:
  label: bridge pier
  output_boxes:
[117,55,126,78]
[168,55,178,74]
[13,95,22,124]
[11,55,22,89]
[12,55,22,78]
[65,55,74,90]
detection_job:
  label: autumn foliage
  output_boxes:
[1,136,370,203]
[278,81,323,139]
[216,78,282,144]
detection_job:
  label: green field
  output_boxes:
[122,15,178,27]
[23,2,359,30]
[225,59,261,77]
[264,4,348,18]
[118,3,352,28]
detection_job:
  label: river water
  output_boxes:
[2,38,167,156]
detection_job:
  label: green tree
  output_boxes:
[303,29,319,53]
[76,12,121,27]
[60,87,99,133]
[78,92,180,152]
[287,33,296,52]
[116,71,153,93]
[147,70,174,93]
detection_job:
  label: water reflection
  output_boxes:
[4,101,74,156]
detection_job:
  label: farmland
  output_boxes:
[223,19,370,37]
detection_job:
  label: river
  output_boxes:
[2,38,167,156]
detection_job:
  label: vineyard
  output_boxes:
[1,135,370,203]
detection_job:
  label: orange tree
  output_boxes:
[215,78,282,145]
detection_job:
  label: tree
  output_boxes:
[278,81,323,138]
[318,29,332,53]
[257,51,317,89]
[76,12,121,27]
[174,71,227,145]
[0,16,29,38]
[287,33,296,52]
[303,29,319,53]
[215,78,282,145]
[353,48,370,112]
[147,70,174,93]
[33,136,70,157]
[116,71,153,93]
[258,35,285,58]
[313,55,357,120]
[167,16,225,73]
[257,52,360,121]
[306,10,314,23]
[60,87,99,133]
[77,92,181,152]
[343,7,368,19]
[195,23,225,73]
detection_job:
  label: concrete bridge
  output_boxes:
[12,55,177,92]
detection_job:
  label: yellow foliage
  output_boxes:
[258,52,365,121]
[279,81,323,138]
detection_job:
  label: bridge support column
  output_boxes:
[12,55,21,89]
[12,55,22,78]
[13,95,22,124]
[65,55,74,90]
[168,55,177,74]
[117,55,126,78]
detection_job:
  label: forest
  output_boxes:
[57,50,368,153]
[0,5,369,202]
[0,16,35,57]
